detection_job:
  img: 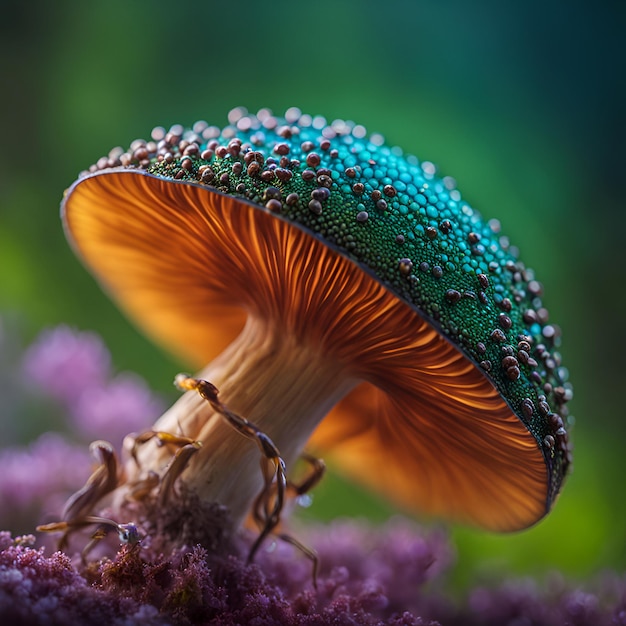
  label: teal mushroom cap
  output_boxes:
[62,107,573,532]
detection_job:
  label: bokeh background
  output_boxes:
[1,0,624,590]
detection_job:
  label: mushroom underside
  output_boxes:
[63,170,549,531]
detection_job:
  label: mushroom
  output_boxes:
[61,107,572,541]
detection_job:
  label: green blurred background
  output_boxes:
[1,0,624,588]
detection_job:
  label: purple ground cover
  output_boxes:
[1,323,624,625]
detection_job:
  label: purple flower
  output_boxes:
[0,324,165,536]
[0,433,90,533]
[70,372,164,447]
[21,325,111,407]
[20,326,163,448]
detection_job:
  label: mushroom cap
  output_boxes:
[62,107,572,531]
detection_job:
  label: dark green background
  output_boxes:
[1,0,624,587]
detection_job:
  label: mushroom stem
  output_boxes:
[122,315,357,532]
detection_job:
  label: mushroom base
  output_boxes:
[116,315,357,545]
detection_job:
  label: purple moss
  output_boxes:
[0,523,445,626]
[3,324,626,625]
[0,532,166,626]
[254,517,452,618]
[2,522,625,626]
